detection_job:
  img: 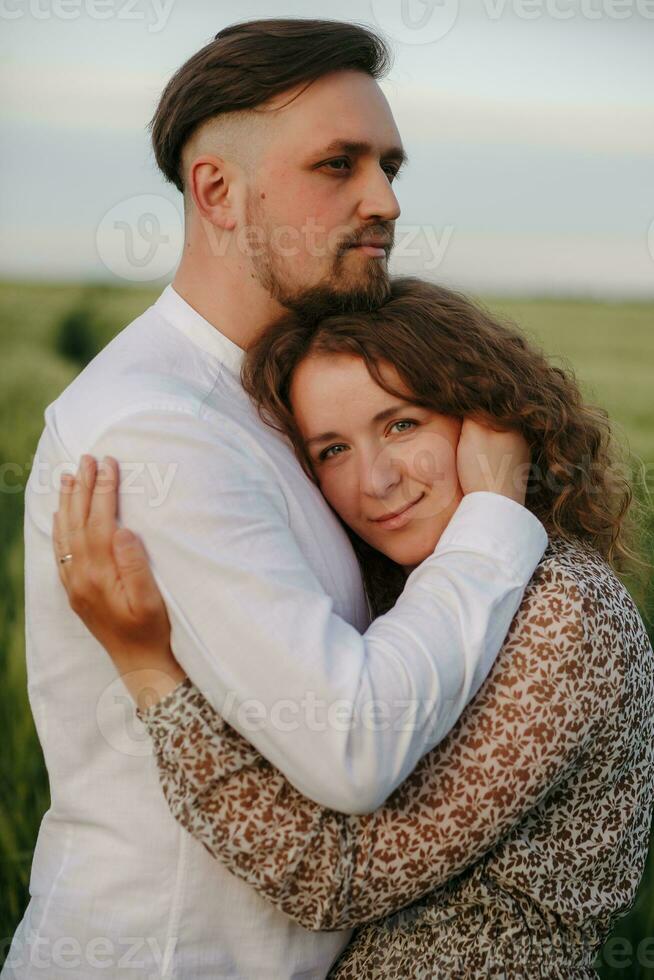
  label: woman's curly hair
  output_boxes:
[242,277,646,615]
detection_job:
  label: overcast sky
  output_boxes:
[2,0,653,295]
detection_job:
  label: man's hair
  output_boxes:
[150,19,392,192]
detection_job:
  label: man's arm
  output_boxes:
[82,407,547,813]
[136,562,608,931]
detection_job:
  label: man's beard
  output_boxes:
[278,266,392,321]
[246,198,393,320]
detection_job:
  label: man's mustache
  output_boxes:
[338,225,395,256]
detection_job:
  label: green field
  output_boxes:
[1,281,652,976]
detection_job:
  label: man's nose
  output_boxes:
[358,166,401,224]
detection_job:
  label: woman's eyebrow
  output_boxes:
[305,403,417,449]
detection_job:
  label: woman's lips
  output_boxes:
[371,493,426,531]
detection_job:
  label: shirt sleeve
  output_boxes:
[137,560,611,931]
[90,406,547,814]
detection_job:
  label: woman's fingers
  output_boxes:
[87,457,119,528]
[53,455,120,598]
[54,457,96,570]
[69,455,98,531]
[457,420,530,505]
[54,470,77,577]
[52,462,173,681]
[56,469,75,540]
[52,508,73,590]
[86,457,120,569]
[112,529,167,623]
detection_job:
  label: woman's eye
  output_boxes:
[319,444,347,461]
[390,420,417,435]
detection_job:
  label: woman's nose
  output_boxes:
[360,447,403,498]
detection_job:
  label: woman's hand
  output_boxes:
[53,455,187,706]
[457,420,531,506]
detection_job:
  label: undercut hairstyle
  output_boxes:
[150,18,392,192]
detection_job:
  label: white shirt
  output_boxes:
[4,285,547,980]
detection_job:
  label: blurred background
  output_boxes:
[1,0,653,975]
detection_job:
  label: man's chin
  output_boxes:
[283,270,391,320]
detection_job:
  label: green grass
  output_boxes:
[484,297,654,469]
[0,281,652,976]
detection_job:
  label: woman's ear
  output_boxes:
[188,155,238,231]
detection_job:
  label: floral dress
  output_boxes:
[136,537,654,978]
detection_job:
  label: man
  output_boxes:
[4,19,546,979]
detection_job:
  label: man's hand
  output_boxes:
[52,455,187,705]
[457,420,531,506]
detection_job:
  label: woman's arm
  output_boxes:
[137,559,611,931]
[52,424,546,815]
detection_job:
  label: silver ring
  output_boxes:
[59,554,73,565]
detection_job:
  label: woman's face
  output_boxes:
[289,353,463,572]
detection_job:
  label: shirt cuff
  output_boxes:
[434,492,548,583]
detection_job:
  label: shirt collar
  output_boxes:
[154,284,245,377]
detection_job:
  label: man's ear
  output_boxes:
[187,155,238,231]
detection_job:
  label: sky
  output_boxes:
[2,0,654,295]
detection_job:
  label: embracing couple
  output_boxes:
[4,18,654,980]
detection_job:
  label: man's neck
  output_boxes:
[172,257,286,352]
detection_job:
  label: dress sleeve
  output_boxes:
[92,407,546,814]
[137,560,612,931]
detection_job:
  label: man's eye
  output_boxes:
[383,165,401,182]
[324,158,351,173]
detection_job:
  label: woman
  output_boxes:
[53,278,654,978]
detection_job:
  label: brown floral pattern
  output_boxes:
[137,537,654,979]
